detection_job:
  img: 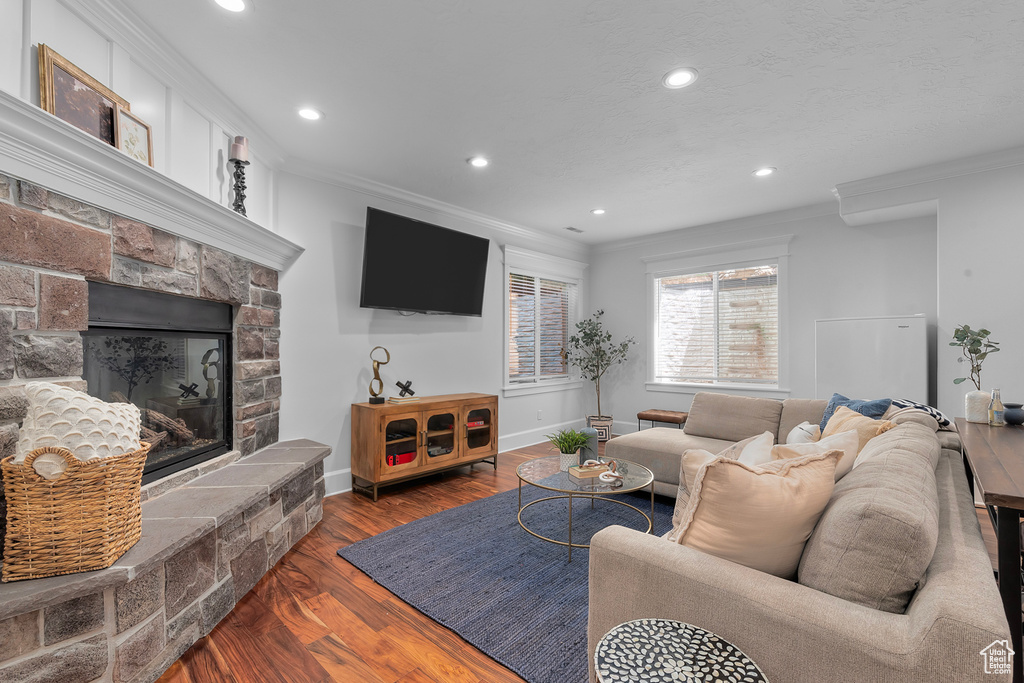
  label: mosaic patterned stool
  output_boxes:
[595,618,769,683]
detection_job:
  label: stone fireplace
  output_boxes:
[0,173,328,682]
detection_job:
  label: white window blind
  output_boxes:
[654,264,778,385]
[508,273,577,383]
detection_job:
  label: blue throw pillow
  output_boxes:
[819,393,893,431]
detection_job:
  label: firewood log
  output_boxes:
[146,408,195,444]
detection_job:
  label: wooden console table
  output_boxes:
[351,393,498,501]
[957,418,1024,683]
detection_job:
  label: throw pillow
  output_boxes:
[14,382,141,479]
[786,421,821,444]
[667,431,776,540]
[821,406,895,454]
[772,429,860,481]
[673,450,843,578]
[717,430,776,467]
[889,398,951,427]
[819,393,892,431]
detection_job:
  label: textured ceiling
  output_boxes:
[126,0,1024,243]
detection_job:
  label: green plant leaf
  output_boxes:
[953,377,966,384]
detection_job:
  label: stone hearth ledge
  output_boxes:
[0,439,330,622]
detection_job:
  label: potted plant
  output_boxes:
[545,428,592,471]
[950,324,1000,423]
[563,310,636,441]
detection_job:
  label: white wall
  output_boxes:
[589,209,939,435]
[0,0,277,227]
[275,172,589,495]
[932,166,1024,415]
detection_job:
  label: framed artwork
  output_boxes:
[38,43,130,146]
[114,106,154,167]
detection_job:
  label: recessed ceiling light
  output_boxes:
[753,167,776,177]
[662,67,699,89]
[468,156,489,168]
[297,107,324,121]
[591,208,606,215]
[215,0,246,12]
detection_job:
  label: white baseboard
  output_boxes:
[499,418,587,453]
[324,467,352,497]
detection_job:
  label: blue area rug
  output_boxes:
[338,478,674,683]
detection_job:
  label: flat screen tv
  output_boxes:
[359,207,490,316]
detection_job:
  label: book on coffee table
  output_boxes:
[568,463,608,479]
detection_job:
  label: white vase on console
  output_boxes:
[965,390,990,423]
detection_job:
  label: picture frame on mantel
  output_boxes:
[114,106,154,167]
[38,43,130,147]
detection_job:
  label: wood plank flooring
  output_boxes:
[159,443,557,683]
[160,441,1005,683]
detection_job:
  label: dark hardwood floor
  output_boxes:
[159,440,1003,682]
[159,443,560,683]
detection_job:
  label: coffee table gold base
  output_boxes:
[518,493,653,562]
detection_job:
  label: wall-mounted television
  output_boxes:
[359,207,490,316]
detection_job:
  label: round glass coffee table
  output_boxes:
[516,456,654,561]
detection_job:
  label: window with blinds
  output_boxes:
[654,264,778,385]
[508,273,577,383]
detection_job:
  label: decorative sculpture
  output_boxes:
[228,136,250,216]
[396,379,415,397]
[178,383,200,399]
[201,347,222,400]
[369,346,390,404]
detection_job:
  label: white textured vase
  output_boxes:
[559,449,579,472]
[965,390,990,424]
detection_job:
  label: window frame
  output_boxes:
[503,246,587,397]
[644,235,791,397]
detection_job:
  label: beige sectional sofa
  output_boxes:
[589,392,1011,683]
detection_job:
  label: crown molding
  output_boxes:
[594,202,836,254]
[833,146,1024,226]
[282,159,590,260]
[0,89,303,270]
[63,0,287,167]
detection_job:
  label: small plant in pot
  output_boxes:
[562,310,636,442]
[950,324,1000,423]
[545,428,592,472]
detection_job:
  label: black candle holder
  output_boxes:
[230,159,250,216]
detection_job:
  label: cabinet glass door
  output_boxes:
[382,415,420,474]
[465,407,493,453]
[426,412,458,461]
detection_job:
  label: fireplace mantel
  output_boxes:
[0,89,302,271]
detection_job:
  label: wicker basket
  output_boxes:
[1,442,150,582]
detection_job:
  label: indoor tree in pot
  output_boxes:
[563,310,636,442]
[545,428,592,472]
[950,324,1000,423]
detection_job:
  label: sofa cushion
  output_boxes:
[779,398,828,443]
[885,406,940,432]
[822,406,895,453]
[798,423,940,613]
[674,450,842,579]
[683,392,785,442]
[605,428,734,487]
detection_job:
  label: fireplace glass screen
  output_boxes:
[84,282,233,483]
